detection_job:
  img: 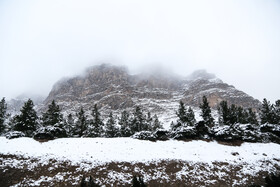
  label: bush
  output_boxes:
[131,131,156,141]
[170,126,197,140]
[33,125,66,140]
[260,123,280,137]
[154,129,169,141]
[5,131,25,139]
[195,121,210,139]
[211,123,272,143]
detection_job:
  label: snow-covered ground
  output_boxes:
[1,137,279,166]
[1,137,280,186]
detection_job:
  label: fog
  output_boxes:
[0,0,280,102]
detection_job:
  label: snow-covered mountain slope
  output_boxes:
[7,94,45,116]
[41,64,260,128]
[0,137,279,186]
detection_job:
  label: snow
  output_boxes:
[0,137,279,167]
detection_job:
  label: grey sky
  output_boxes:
[0,0,280,102]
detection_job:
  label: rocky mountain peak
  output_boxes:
[42,64,261,127]
[84,64,130,85]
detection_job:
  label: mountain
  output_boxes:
[7,94,45,115]
[43,64,261,126]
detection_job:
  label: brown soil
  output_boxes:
[0,154,276,187]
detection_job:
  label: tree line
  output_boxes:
[171,96,280,132]
[0,96,279,139]
[0,98,162,138]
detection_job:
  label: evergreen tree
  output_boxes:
[75,107,87,137]
[229,104,238,124]
[176,101,187,124]
[236,106,246,124]
[199,96,214,126]
[246,108,259,125]
[151,114,163,131]
[274,100,280,124]
[119,110,132,137]
[14,99,38,136]
[42,100,63,127]
[0,97,8,134]
[260,98,276,124]
[131,106,146,133]
[186,106,196,126]
[146,111,153,131]
[89,104,104,137]
[218,100,231,125]
[65,113,75,136]
[105,112,118,137]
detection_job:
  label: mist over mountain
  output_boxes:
[38,64,260,126]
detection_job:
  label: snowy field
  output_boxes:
[1,137,280,186]
[1,137,280,165]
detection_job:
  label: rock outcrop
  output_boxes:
[43,64,261,126]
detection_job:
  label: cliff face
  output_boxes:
[44,64,261,125]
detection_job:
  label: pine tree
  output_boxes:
[275,100,280,124]
[65,113,75,136]
[89,104,104,137]
[105,112,118,137]
[260,98,276,124]
[186,106,196,126]
[146,111,153,131]
[229,104,238,125]
[75,108,87,137]
[119,110,132,137]
[152,114,162,131]
[236,106,246,124]
[131,106,146,133]
[14,99,38,136]
[199,96,214,126]
[218,100,231,125]
[42,100,63,127]
[0,97,8,134]
[176,101,187,124]
[246,108,259,125]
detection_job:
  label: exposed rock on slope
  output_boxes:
[44,64,261,125]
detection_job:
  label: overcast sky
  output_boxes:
[0,0,280,102]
